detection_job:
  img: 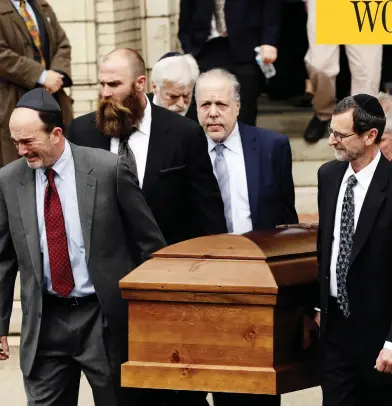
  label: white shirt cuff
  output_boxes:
[37,70,47,85]
[383,341,392,350]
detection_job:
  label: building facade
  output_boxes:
[49,0,181,117]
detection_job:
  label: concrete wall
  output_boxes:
[48,0,180,117]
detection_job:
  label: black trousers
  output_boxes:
[322,297,392,406]
[187,37,262,126]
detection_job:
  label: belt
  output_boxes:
[43,293,98,307]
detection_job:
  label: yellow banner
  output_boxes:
[317,0,392,44]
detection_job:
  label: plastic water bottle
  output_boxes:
[254,46,276,79]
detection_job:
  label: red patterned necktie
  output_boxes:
[44,168,75,297]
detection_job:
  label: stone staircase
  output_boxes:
[9,107,333,341]
[256,107,334,222]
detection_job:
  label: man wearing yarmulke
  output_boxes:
[316,94,392,405]
[0,88,166,405]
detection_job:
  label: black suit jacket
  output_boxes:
[317,155,392,374]
[238,122,298,228]
[66,104,227,245]
[178,0,283,63]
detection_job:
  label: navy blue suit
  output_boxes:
[239,122,298,229]
[213,123,298,406]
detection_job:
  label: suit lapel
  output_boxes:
[239,123,259,227]
[17,165,42,285]
[5,1,33,45]
[321,161,348,265]
[142,104,169,197]
[350,155,388,267]
[70,144,96,263]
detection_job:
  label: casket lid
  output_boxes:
[120,225,317,296]
[153,225,317,261]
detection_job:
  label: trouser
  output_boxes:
[322,297,392,406]
[305,0,382,121]
[23,294,143,406]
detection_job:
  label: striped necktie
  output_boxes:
[19,0,45,66]
[214,143,233,232]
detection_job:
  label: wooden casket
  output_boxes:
[120,225,320,395]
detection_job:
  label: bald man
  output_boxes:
[67,48,226,247]
[67,49,227,405]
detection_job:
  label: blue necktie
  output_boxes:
[214,143,233,233]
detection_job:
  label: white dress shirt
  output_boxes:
[10,0,47,84]
[329,150,392,349]
[36,141,94,297]
[110,95,152,188]
[330,149,381,297]
[207,123,253,234]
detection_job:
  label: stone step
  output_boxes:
[290,138,333,162]
[295,186,317,215]
[257,112,313,137]
[293,161,324,187]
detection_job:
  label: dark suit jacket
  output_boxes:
[67,104,227,245]
[178,0,283,63]
[317,155,392,376]
[0,144,166,376]
[238,122,298,229]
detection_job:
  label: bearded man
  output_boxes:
[67,48,226,246]
[67,48,226,406]
[316,94,392,406]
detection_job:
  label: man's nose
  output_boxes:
[177,97,185,109]
[209,104,218,117]
[101,85,112,98]
[328,133,338,147]
[18,144,28,156]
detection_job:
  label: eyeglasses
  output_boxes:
[327,126,356,142]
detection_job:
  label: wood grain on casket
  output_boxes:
[128,301,274,367]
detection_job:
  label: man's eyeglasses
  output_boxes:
[327,126,356,142]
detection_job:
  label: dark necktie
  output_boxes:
[44,168,75,297]
[336,174,358,317]
[118,136,138,179]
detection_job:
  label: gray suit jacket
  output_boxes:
[0,142,166,376]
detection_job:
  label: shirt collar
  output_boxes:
[342,149,381,190]
[152,94,158,106]
[207,122,241,155]
[136,95,152,136]
[37,140,72,183]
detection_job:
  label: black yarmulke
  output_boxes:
[16,88,61,113]
[158,51,182,61]
[353,94,385,118]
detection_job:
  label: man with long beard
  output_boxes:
[67,48,226,246]
[66,48,227,406]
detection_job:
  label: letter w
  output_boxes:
[351,1,383,31]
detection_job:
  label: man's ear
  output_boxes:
[366,128,379,145]
[135,75,147,92]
